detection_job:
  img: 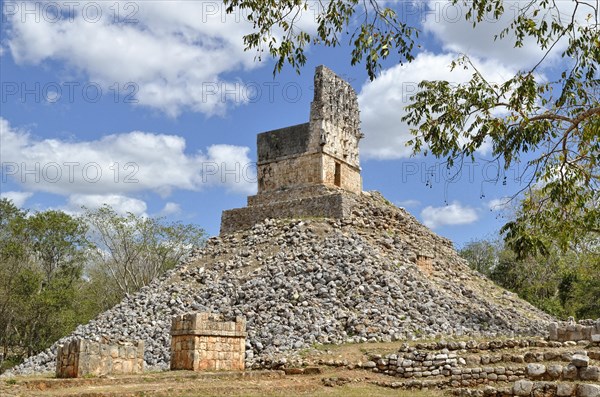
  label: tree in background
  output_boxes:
[460,233,600,319]
[0,199,89,364]
[0,199,29,369]
[83,205,206,309]
[0,200,206,372]
[225,0,599,257]
[456,238,499,276]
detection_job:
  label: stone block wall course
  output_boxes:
[56,338,144,378]
[321,153,361,193]
[170,312,246,372]
[221,190,356,235]
[257,153,323,194]
[257,123,311,163]
[549,320,600,343]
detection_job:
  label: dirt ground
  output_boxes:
[1,368,447,397]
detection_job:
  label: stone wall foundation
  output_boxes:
[170,312,246,372]
[56,338,144,378]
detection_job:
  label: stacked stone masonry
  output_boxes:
[255,65,362,196]
[170,312,246,371]
[453,381,600,397]
[361,338,600,397]
[221,65,364,234]
[56,338,144,378]
[221,187,355,235]
[345,338,600,387]
[549,319,600,343]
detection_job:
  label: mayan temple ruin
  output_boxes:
[221,65,363,234]
[5,66,599,397]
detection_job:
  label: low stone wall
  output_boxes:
[170,312,246,371]
[350,340,600,389]
[368,350,600,396]
[247,185,338,206]
[523,353,599,382]
[454,381,600,397]
[221,191,354,234]
[56,338,144,378]
[549,320,600,343]
[366,350,526,385]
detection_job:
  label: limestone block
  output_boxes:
[170,312,246,372]
[513,379,534,396]
[579,366,600,381]
[549,322,559,340]
[557,383,577,397]
[572,354,590,368]
[526,363,547,378]
[564,364,579,380]
[547,364,563,380]
[577,384,600,397]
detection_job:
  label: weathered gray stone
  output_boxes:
[577,384,600,397]
[556,383,576,397]
[513,379,534,396]
[364,361,376,368]
[527,363,547,378]
[563,364,578,380]
[579,366,600,381]
[572,354,590,368]
[547,364,563,379]
[549,320,599,343]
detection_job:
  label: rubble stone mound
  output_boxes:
[7,190,553,375]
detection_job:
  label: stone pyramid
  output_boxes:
[8,66,553,375]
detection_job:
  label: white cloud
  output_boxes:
[358,52,515,160]
[0,117,257,198]
[65,194,148,217]
[0,191,33,207]
[159,202,182,216]
[3,1,266,116]
[420,201,479,228]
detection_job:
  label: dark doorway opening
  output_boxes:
[334,162,341,187]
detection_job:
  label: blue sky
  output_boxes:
[0,1,573,247]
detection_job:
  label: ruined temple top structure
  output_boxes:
[220,66,364,234]
[256,65,363,195]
